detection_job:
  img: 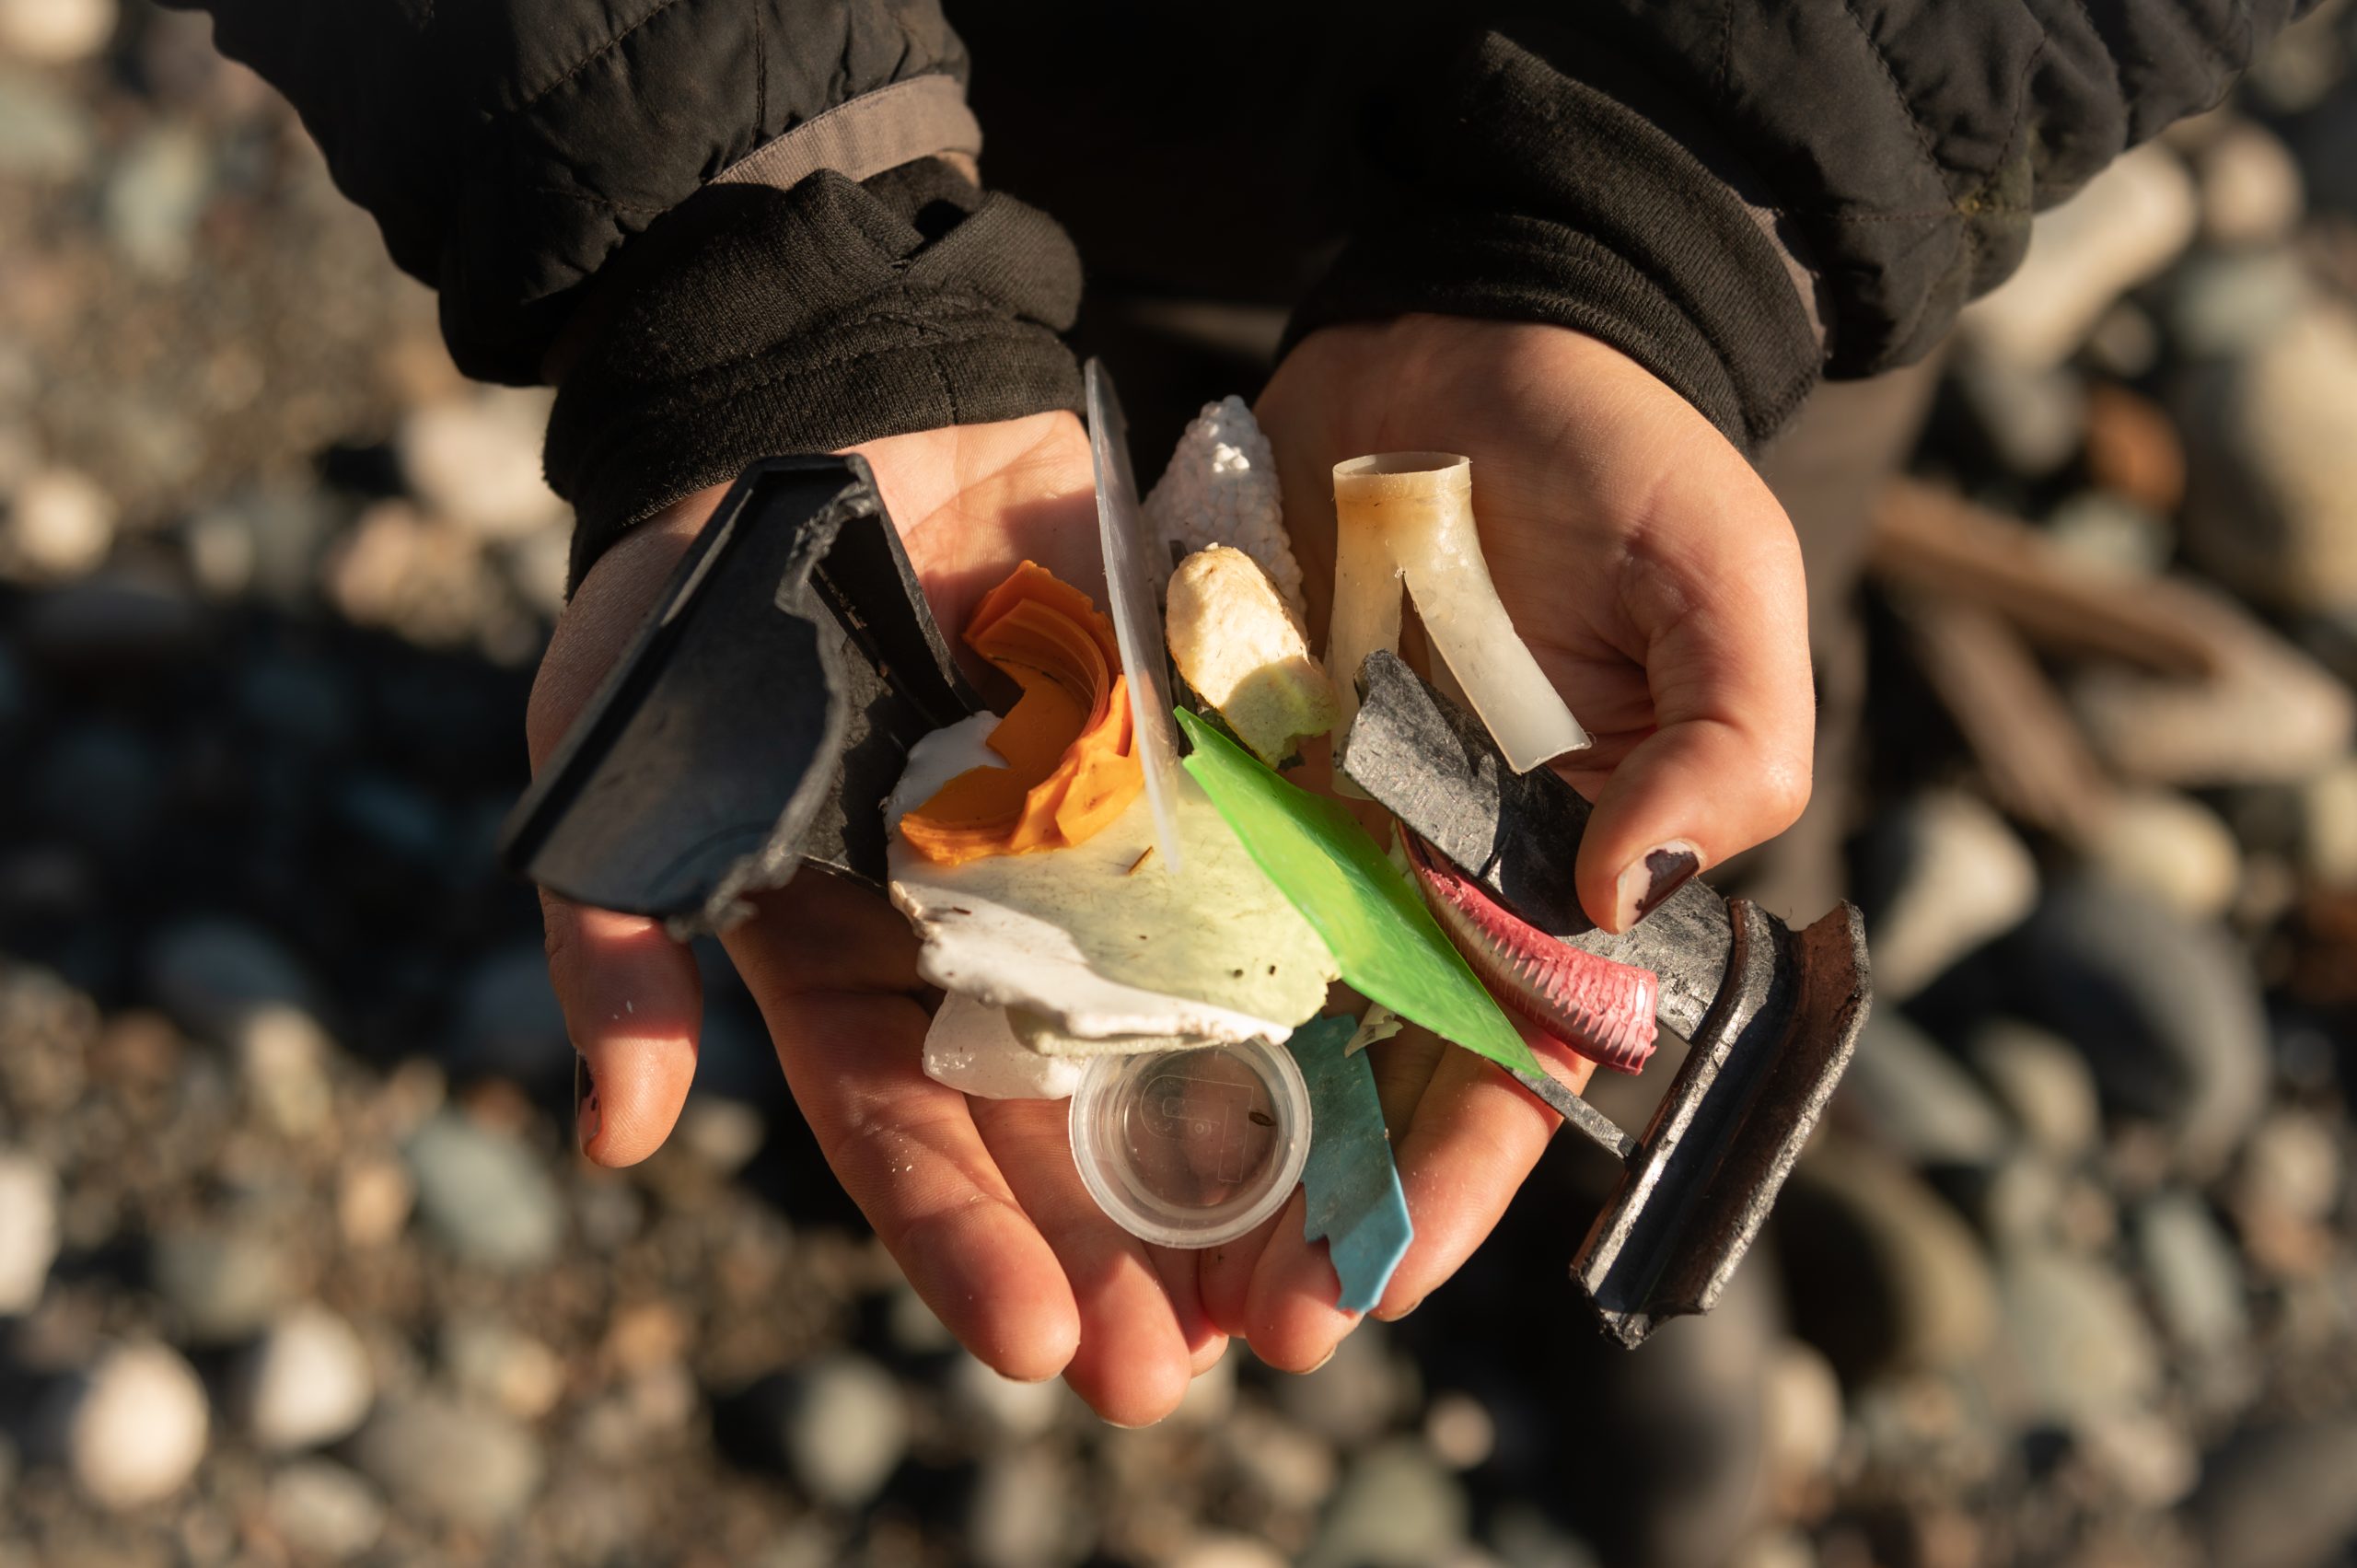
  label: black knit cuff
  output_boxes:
[1287,29,1821,454]
[546,160,1084,590]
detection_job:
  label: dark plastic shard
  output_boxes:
[497,456,978,936]
[1337,649,1871,1346]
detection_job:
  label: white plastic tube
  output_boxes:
[1328,453,1591,774]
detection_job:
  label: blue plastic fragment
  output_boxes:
[1289,1014,1413,1313]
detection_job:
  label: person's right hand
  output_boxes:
[528,414,1237,1426]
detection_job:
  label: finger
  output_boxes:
[970,1097,1198,1426]
[1200,1022,1443,1340]
[1238,1189,1357,1373]
[1200,1203,1287,1342]
[1143,1245,1231,1376]
[1573,478,1814,933]
[724,897,1080,1383]
[1369,1035,1598,1323]
[540,891,702,1166]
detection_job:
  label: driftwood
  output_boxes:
[1871,481,2353,795]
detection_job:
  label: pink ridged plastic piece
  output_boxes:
[1401,828,1658,1074]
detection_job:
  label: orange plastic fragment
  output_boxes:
[899,563,1144,865]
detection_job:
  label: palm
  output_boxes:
[1257,316,1814,928]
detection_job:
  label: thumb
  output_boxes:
[1571,487,1815,934]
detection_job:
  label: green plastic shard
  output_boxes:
[1176,709,1539,1077]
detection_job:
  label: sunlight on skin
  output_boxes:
[526,311,1816,1416]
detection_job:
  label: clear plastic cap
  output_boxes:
[1068,1038,1313,1249]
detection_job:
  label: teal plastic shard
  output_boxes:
[1289,1014,1412,1313]
[1176,709,1539,1077]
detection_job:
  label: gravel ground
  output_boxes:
[8,5,2357,1567]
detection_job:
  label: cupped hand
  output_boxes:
[1194,315,1815,1365]
[529,414,1225,1425]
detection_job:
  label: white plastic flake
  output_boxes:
[1143,397,1306,620]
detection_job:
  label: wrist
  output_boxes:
[544,162,1084,595]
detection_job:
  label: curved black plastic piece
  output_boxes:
[1338,649,1871,1346]
[497,456,977,935]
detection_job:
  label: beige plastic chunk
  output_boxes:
[1328,452,1591,775]
[1165,546,1341,766]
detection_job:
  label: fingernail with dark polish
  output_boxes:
[1617,842,1700,929]
[574,1051,599,1151]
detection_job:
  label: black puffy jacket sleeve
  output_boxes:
[164,0,1085,584]
[1293,2,2320,450]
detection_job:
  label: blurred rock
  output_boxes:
[1840,1011,2009,1167]
[1170,1537,1291,1568]
[185,486,336,609]
[29,722,159,855]
[1967,1021,2102,1159]
[335,1154,413,1249]
[237,1004,334,1136]
[2181,303,2357,613]
[20,572,204,671]
[1995,874,2269,1176]
[350,1397,543,1527]
[1997,1248,2159,1425]
[2190,1417,2357,1568]
[946,1351,1069,1443]
[2167,250,2315,359]
[235,1306,375,1452]
[1422,1392,1495,1470]
[1276,1320,1405,1446]
[1,467,113,583]
[1489,1504,1604,1568]
[2080,1410,2199,1509]
[1220,1404,1337,1513]
[1961,144,2197,369]
[2131,1193,2248,1357]
[2085,302,2163,378]
[46,1342,210,1510]
[397,389,563,542]
[1857,792,2038,1002]
[2044,492,2173,577]
[2196,121,2305,247]
[674,1094,766,1177]
[2084,384,2186,514]
[1949,351,2084,477]
[140,919,316,1037]
[1782,1140,1998,1379]
[762,1353,909,1509]
[151,1227,292,1343]
[101,124,211,278]
[444,1317,566,1422]
[0,1147,58,1313]
[402,1113,563,1271]
[1759,1339,1844,1504]
[323,501,499,650]
[451,944,568,1082]
[883,1280,956,1356]
[2293,759,2357,887]
[0,0,113,64]
[2234,1108,2343,1234]
[1173,1342,1237,1427]
[970,1446,1084,1568]
[2080,790,2243,920]
[266,1459,386,1562]
[0,65,92,180]
[1305,1438,1469,1568]
[1562,1251,1776,1568]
